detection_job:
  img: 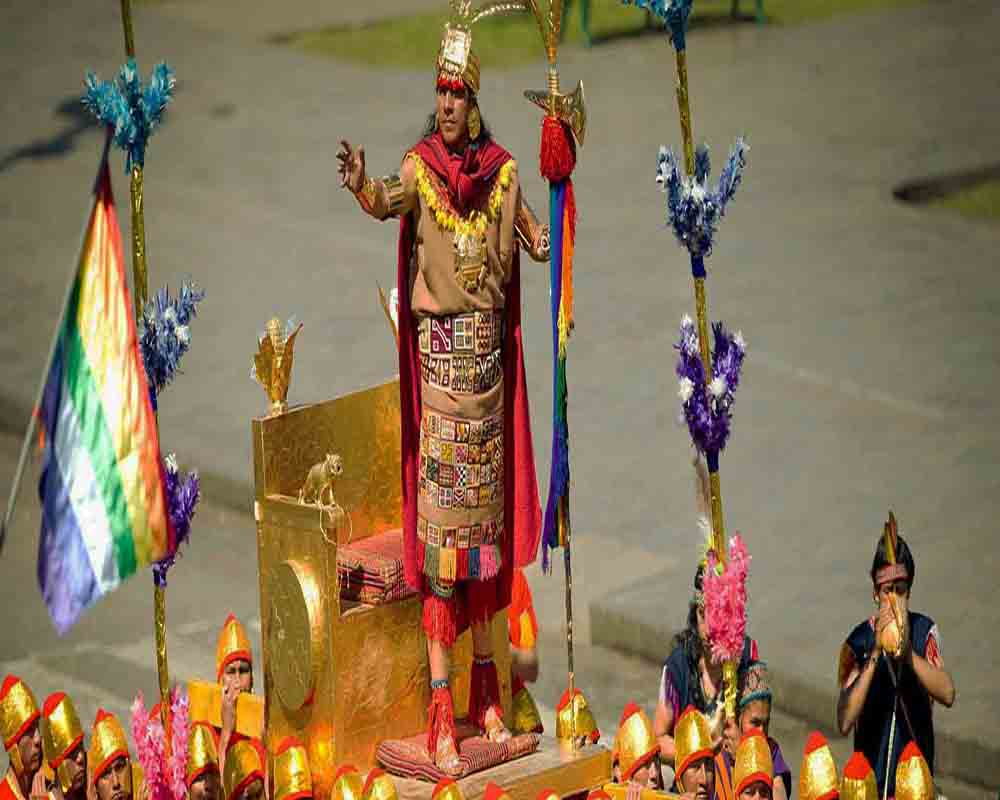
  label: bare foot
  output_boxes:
[435,731,461,773]
[484,706,512,743]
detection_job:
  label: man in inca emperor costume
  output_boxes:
[337,0,550,771]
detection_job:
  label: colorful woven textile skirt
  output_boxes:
[417,309,505,595]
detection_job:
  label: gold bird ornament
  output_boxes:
[252,317,303,417]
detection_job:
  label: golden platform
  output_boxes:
[394,738,611,800]
[250,375,613,799]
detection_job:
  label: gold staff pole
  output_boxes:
[672,36,737,717]
[119,0,169,742]
[672,48,725,564]
[524,0,587,749]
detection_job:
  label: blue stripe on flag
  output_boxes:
[38,337,101,633]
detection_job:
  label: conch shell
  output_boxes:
[880,595,905,658]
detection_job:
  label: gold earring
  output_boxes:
[468,105,481,140]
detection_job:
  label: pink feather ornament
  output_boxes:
[130,689,190,800]
[703,534,750,664]
[167,687,189,800]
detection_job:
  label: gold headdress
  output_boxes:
[613,703,658,782]
[673,706,713,784]
[216,614,253,683]
[1,674,40,776]
[274,737,312,800]
[41,692,85,793]
[555,688,599,745]
[186,723,220,789]
[437,2,530,96]
[798,732,839,800]
[430,779,465,800]
[732,729,773,798]
[362,770,398,800]
[482,783,512,800]
[511,684,544,735]
[895,743,933,800]
[89,709,130,788]
[223,738,265,800]
[331,766,364,800]
[840,753,877,800]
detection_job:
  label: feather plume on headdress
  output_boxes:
[883,511,898,565]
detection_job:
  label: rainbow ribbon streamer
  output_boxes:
[542,178,575,571]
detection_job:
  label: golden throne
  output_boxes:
[252,377,611,800]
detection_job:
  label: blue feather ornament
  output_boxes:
[621,0,693,50]
[139,282,205,400]
[656,137,748,257]
[82,58,176,172]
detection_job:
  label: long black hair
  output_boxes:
[669,564,711,711]
[871,532,916,587]
[422,107,493,145]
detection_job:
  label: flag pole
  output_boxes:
[0,135,114,556]
[116,0,170,741]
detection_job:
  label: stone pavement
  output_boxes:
[1,0,999,791]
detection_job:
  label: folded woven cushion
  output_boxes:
[337,528,414,605]
[377,725,540,781]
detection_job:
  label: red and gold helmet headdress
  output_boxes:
[223,738,265,800]
[41,692,85,793]
[674,706,713,783]
[894,743,933,800]
[733,729,773,798]
[436,1,531,96]
[1,675,40,776]
[362,769,397,800]
[482,783,511,800]
[89,709,130,788]
[186,723,220,789]
[798,732,839,800]
[613,703,658,782]
[840,753,877,800]
[431,779,465,800]
[555,688,599,744]
[273,737,312,800]
[331,765,364,800]
[216,614,253,683]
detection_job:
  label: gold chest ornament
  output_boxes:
[410,154,515,293]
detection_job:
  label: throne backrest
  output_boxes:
[252,377,402,543]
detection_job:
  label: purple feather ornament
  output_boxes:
[153,453,200,588]
[675,316,746,455]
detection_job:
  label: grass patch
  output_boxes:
[931,180,1000,223]
[283,0,929,69]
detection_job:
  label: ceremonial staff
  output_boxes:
[84,0,204,747]
[523,0,587,745]
[623,0,748,719]
[116,0,171,741]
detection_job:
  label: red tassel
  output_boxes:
[539,117,576,183]
[422,592,458,647]
[468,659,502,731]
[427,687,456,758]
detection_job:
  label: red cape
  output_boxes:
[398,135,541,611]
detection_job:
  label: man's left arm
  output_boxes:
[908,625,955,707]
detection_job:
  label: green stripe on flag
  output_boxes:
[60,279,139,579]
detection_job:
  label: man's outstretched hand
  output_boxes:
[337,140,366,194]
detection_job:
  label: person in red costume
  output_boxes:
[337,3,549,772]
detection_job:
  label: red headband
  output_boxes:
[875,564,908,586]
[436,77,466,93]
